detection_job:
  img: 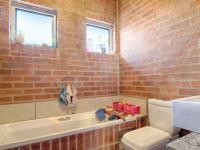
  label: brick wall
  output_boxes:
[0,0,119,104]
[119,0,200,100]
[2,0,199,104]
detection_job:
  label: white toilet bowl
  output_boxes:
[121,99,180,150]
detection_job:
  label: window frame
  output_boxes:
[10,0,57,47]
[86,19,114,54]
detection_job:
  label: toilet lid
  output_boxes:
[122,126,170,150]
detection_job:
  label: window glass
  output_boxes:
[87,24,112,54]
[15,9,55,47]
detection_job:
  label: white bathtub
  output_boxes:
[0,111,144,150]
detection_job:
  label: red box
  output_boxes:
[123,103,141,115]
[123,103,131,114]
[113,102,141,115]
[128,105,135,115]
[113,102,123,111]
[134,105,140,114]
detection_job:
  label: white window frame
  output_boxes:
[86,19,113,54]
[10,0,57,47]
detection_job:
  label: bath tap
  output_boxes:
[58,104,77,121]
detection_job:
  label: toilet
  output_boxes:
[121,99,180,150]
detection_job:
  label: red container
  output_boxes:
[128,104,135,115]
[113,102,118,109]
[113,102,123,111]
[134,105,140,114]
[123,103,131,114]
[123,104,141,115]
[113,102,140,115]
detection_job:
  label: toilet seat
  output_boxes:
[122,126,171,150]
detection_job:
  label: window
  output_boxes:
[11,1,57,47]
[86,20,113,54]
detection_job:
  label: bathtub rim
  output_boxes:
[0,111,146,150]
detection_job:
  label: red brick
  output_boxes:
[104,127,109,145]
[191,81,200,88]
[52,71,69,76]
[84,131,92,150]
[34,94,52,100]
[0,96,12,104]
[44,88,58,93]
[0,69,11,75]
[98,128,104,147]
[19,145,30,150]
[77,133,84,150]
[60,137,68,150]
[34,70,51,76]
[34,83,51,88]
[108,126,114,144]
[14,83,33,88]
[24,89,43,94]
[69,135,76,150]
[0,83,12,88]
[41,141,50,150]
[0,76,23,82]
[31,143,40,150]
[7,148,19,150]
[2,89,23,96]
[14,95,33,102]
[179,89,200,96]
[114,125,119,142]
[13,70,33,75]
[51,139,59,150]
[83,82,95,86]
[91,130,98,148]
[24,76,42,82]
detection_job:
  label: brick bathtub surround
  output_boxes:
[119,0,200,100]
[0,0,119,105]
[6,118,146,150]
